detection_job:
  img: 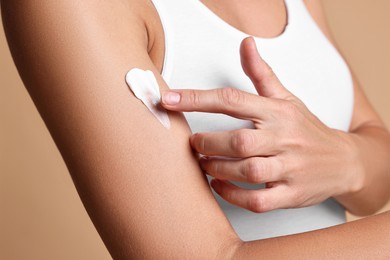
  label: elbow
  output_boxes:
[223,239,244,260]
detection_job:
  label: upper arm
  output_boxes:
[1,1,237,258]
[304,0,386,132]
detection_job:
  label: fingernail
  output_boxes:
[162,91,181,105]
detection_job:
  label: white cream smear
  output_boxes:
[125,68,170,129]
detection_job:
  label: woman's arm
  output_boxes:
[1,1,238,258]
[2,0,389,258]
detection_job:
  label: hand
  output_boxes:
[161,37,361,213]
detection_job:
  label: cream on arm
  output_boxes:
[126,68,170,129]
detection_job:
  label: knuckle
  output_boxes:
[280,101,294,114]
[277,102,306,147]
[248,193,266,213]
[218,87,245,108]
[223,188,234,203]
[282,101,303,120]
[230,130,254,157]
[275,158,286,179]
[244,158,264,183]
[210,161,220,178]
[188,89,202,108]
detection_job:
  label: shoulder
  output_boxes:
[1,0,157,46]
[303,0,336,44]
[1,0,165,72]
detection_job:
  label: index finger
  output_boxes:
[161,87,276,121]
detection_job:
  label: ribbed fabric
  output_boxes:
[151,0,353,240]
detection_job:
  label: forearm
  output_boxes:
[335,123,390,216]
[321,64,390,215]
[234,210,390,259]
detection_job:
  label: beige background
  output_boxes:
[1,1,389,259]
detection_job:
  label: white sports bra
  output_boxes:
[151,0,354,240]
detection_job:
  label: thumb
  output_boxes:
[240,36,292,99]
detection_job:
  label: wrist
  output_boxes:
[335,131,366,197]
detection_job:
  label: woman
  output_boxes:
[2,0,390,258]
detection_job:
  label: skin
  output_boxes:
[163,37,360,213]
[161,0,390,216]
[1,0,390,258]
[161,38,390,215]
